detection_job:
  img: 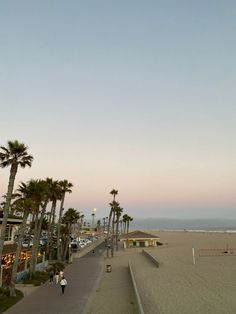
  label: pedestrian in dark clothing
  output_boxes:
[60,276,68,294]
[49,270,54,284]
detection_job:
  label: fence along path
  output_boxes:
[198,248,236,257]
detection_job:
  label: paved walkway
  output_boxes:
[5,242,105,314]
[86,248,139,314]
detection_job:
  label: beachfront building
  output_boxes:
[121,230,160,248]
[0,211,25,267]
[0,211,22,245]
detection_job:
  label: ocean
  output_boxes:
[131,218,236,232]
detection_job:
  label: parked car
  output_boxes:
[22,239,33,248]
[79,240,87,247]
[71,242,79,252]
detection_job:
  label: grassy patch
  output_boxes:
[22,271,49,286]
[0,289,24,313]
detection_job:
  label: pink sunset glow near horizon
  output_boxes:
[0,1,235,220]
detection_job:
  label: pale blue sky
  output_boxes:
[0,1,235,219]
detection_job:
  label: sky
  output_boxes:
[0,1,235,220]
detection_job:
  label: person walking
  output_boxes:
[60,276,68,294]
[55,271,59,284]
[49,270,54,284]
[59,270,64,280]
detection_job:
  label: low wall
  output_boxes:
[142,250,159,267]
[128,261,145,314]
[15,260,48,283]
[73,238,104,259]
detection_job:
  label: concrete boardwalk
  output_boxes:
[5,244,105,314]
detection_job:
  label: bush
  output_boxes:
[22,271,49,286]
[48,261,65,273]
[0,288,23,313]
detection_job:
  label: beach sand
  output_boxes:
[87,231,236,314]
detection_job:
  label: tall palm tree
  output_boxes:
[61,208,80,261]
[122,214,129,234]
[46,180,61,260]
[127,215,133,234]
[9,190,35,297]
[107,189,118,236]
[106,189,118,258]
[79,214,85,231]
[1,193,21,216]
[0,140,33,263]
[107,200,119,257]
[57,180,73,261]
[20,179,48,278]
[115,206,123,251]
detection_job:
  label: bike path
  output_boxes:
[5,243,105,314]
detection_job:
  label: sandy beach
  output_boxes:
[87,231,236,314]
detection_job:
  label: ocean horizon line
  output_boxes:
[130,217,236,232]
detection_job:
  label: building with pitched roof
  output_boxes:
[120,230,160,248]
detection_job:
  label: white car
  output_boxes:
[79,240,87,247]
[22,240,33,248]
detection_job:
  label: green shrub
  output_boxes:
[0,289,23,313]
[22,271,49,286]
[48,261,65,272]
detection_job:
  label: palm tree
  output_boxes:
[126,215,133,248]
[0,140,33,263]
[106,189,118,258]
[20,179,48,278]
[127,215,133,234]
[107,200,119,257]
[46,180,61,260]
[57,180,73,261]
[122,214,129,234]
[107,189,118,236]
[9,190,35,297]
[1,193,21,216]
[115,206,123,251]
[61,208,80,261]
[102,217,106,231]
[79,214,85,231]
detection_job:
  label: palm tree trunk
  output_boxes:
[49,200,57,261]
[45,202,53,258]
[10,210,29,297]
[111,211,116,257]
[29,209,39,279]
[57,193,65,261]
[0,164,18,263]
[63,227,71,261]
[106,209,113,258]
[32,201,48,271]
[115,215,120,251]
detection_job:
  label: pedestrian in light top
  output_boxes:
[59,270,64,280]
[60,276,68,294]
[55,271,59,284]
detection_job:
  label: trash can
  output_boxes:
[106,264,111,273]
